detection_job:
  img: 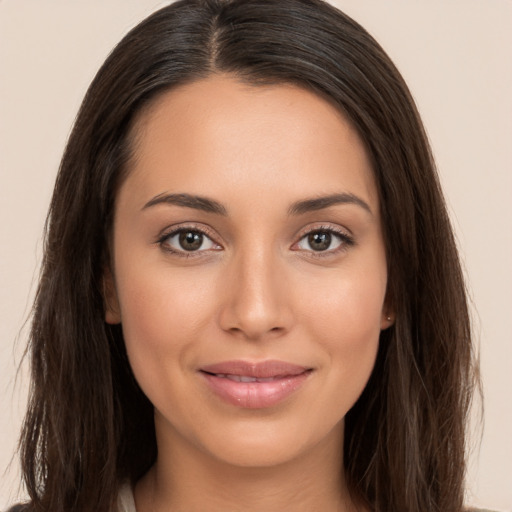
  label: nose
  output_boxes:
[218,246,293,341]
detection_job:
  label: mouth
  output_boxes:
[199,360,313,409]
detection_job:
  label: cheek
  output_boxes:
[114,264,217,371]
[300,261,386,343]
[316,284,382,367]
[297,260,386,397]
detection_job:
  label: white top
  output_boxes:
[117,483,137,512]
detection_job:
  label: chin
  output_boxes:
[162,410,345,470]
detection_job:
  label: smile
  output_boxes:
[199,360,313,409]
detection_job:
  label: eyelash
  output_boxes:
[156,223,221,258]
[293,225,355,257]
[156,224,355,258]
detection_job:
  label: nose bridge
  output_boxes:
[219,241,291,340]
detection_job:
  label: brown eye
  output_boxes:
[296,228,351,253]
[307,232,332,251]
[179,231,204,251]
[162,229,218,253]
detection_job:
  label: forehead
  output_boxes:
[122,74,378,212]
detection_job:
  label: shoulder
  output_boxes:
[4,506,30,512]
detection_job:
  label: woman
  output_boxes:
[11,0,478,511]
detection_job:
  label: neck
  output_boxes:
[135,419,362,512]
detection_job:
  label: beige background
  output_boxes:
[1,1,511,510]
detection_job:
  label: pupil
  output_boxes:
[309,232,331,251]
[179,231,203,251]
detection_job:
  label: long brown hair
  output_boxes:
[18,1,477,511]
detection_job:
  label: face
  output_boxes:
[106,75,392,469]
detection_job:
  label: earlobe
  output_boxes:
[380,311,395,330]
[103,268,121,324]
[381,287,395,330]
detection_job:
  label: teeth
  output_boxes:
[216,374,277,383]
[239,376,258,383]
[227,375,257,383]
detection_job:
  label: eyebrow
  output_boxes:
[142,191,372,217]
[142,193,228,215]
[288,193,372,216]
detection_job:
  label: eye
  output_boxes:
[160,228,219,254]
[295,228,353,253]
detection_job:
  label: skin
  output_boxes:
[106,74,393,512]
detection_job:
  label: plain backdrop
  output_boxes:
[0,1,511,510]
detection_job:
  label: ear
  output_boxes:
[103,268,121,324]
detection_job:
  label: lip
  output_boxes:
[199,360,313,409]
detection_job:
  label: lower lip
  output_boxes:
[200,371,311,409]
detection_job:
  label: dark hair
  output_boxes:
[18,1,477,511]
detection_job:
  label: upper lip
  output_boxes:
[200,360,311,379]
